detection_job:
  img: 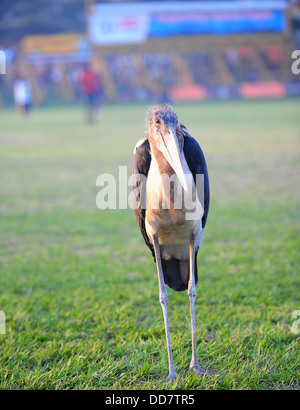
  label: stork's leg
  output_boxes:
[188,234,206,375]
[153,233,177,383]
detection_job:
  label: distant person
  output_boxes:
[13,77,32,117]
[79,64,103,125]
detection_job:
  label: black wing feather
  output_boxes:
[132,137,155,260]
[182,134,210,229]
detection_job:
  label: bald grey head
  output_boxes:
[146,104,178,130]
[147,104,188,192]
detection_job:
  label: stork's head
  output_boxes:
[147,104,188,192]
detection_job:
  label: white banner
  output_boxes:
[89,13,149,45]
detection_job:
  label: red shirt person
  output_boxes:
[79,66,103,124]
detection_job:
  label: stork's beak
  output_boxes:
[160,127,188,193]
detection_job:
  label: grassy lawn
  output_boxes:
[0,100,299,390]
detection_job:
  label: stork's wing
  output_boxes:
[132,136,155,260]
[181,127,210,229]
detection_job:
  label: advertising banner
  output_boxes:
[89,13,149,45]
[22,34,91,63]
[239,82,286,98]
[150,10,286,37]
[89,2,287,45]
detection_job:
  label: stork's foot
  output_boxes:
[189,363,209,376]
[166,371,178,384]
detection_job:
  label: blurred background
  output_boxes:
[0,0,300,390]
[1,0,300,107]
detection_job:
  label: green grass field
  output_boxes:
[0,100,299,390]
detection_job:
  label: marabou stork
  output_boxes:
[132,104,210,382]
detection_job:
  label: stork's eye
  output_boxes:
[155,117,161,125]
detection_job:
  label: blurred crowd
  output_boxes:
[1,0,300,109]
[0,61,93,106]
[0,42,297,109]
[0,0,300,109]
